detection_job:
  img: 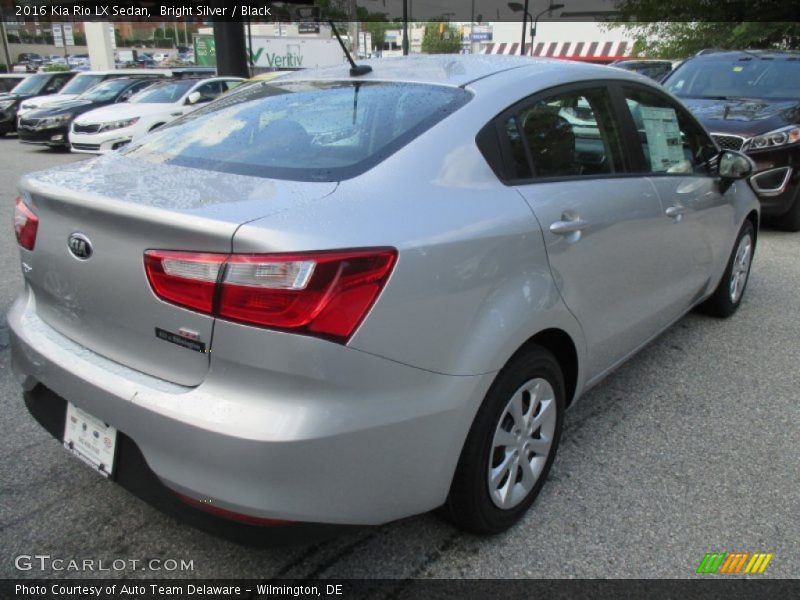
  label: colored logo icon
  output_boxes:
[697,552,773,574]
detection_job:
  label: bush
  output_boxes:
[42,64,69,72]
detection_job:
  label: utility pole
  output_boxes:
[402,0,409,55]
[0,9,10,73]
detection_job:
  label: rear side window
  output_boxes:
[496,87,625,181]
[43,74,72,94]
[122,81,471,181]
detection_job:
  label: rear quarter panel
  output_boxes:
[231,84,587,385]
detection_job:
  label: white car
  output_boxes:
[18,69,171,118]
[70,77,244,153]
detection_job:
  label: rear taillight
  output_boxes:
[144,248,397,343]
[14,197,39,251]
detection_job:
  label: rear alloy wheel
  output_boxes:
[488,378,558,510]
[698,220,755,318]
[443,346,565,534]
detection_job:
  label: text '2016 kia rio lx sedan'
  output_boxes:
[10,56,759,535]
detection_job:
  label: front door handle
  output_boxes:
[665,205,690,218]
[550,218,590,235]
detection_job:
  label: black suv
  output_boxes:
[663,50,800,230]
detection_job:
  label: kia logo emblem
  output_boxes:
[68,233,93,260]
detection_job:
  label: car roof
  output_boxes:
[278,54,646,89]
[75,69,172,76]
[279,54,565,87]
[692,49,800,61]
[278,55,646,93]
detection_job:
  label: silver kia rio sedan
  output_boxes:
[10,55,758,535]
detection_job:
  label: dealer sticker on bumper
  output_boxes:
[63,403,117,477]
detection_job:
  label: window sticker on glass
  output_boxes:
[638,106,685,172]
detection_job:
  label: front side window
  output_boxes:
[193,81,225,102]
[622,86,717,175]
[121,81,471,181]
[501,88,625,180]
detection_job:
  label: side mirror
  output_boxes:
[718,150,755,180]
[186,91,202,105]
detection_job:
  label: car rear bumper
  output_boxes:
[8,288,492,526]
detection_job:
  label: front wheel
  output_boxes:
[443,346,565,534]
[698,220,755,318]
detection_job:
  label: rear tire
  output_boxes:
[443,345,565,534]
[698,220,755,318]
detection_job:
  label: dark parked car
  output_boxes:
[0,71,76,136]
[16,53,44,72]
[17,78,157,148]
[610,59,677,82]
[664,50,800,230]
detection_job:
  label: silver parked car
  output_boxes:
[10,56,758,535]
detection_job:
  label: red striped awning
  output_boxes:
[482,40,634,62]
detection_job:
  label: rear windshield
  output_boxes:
[121,80,471,181]
[665,57,800,100]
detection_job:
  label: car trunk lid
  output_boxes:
[19,154,337,386]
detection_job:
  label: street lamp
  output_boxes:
[508,2,565,57]
[531,3,564,57]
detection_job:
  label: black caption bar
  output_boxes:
[3,579,800,600]
[1,0,799,22]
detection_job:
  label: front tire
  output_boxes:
[698,220,755,318]
[776,189,800,232]
[443,346,565,534]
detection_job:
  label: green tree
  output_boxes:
[421,22,461,54]
[606,1,800,58]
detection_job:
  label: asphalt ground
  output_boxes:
[0,138,797,581]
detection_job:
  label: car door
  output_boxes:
[502,83,683,380]
[614,83,730,312]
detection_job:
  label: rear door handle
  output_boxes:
[665,205,690,218]
[549,218,590,235]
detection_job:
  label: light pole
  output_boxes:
[508,2,564,57]
[507,1,530,56]
[531,3,564,57]
[402,0,409,55]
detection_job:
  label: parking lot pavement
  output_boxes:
[0,139,797,582]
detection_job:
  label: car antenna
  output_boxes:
[329,20,372,77]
